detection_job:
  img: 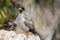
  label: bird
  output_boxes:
[24,19,36,34]
[19,7,37,34]
[4,21,17,31]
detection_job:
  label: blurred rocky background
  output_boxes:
[0,0,60,40]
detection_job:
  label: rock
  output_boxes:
[0,30,41,40]
[14,33,26,40]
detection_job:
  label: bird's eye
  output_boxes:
[19,7,25,13]
[19,10,23,13]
